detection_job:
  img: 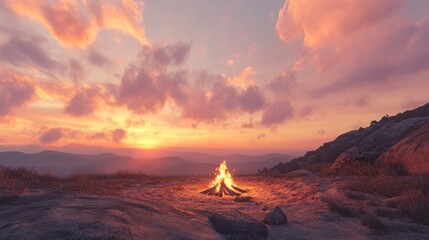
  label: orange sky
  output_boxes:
[0,0,428,153]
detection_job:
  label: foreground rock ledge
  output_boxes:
[209,211,268,239]
[263,206,288,225]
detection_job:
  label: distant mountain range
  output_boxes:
[267,102,429,175]
[0,150,294,176]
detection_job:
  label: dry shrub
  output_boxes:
[346,176,429,198]
[374,207,396,218]
[335,161,401,177]
[92,171,148,180]
[338,162,379,176]
[65,174,100,193]
[361,211,386,230]
[0,166,36,193]
[398,190,429,225]
[0,195,19,204]
[260,168,284,177]
[344,191,366,200]
[321,196,357,217]
[346,175,429,226]
[304,162,331,174]
[0,165,147,195]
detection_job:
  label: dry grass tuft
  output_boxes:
[361,211,386,230]
[90,171,149,180]
[0,165,149,195]
[337,162,380,176]
[0,195,19,204]
[374,207,396,219]
[344,191,366,200]
[345,176,429,198]
[0,166,61,194]
[321,196,357,217]
[346,175,429,226]
[398,190,429,225]
[304,162,331,174]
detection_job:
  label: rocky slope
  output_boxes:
[377,119,429,174]
[267,103,429,175]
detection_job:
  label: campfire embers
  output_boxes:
[201,160,246,197]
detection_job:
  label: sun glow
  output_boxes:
[136,138,159,149]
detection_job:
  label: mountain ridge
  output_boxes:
[0,150,294,176]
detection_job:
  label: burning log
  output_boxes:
[231,185,246,193]
[200,186,216,195]
[201,160,245,197]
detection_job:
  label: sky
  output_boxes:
[0,0,428,154]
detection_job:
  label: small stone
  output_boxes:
[263,206,288,225]
[262,205,269,211]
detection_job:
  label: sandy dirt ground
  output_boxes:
[1,171,429,239]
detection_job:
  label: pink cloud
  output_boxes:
[68,58,84,81]
[64,85,110,117]
[87,50,112,67]
[241,121,254,129]
[39,127,127,144]
[0,36,63,71]
[5,0,148,48]
[125,117,145,128]
[117,42,191,114]
[261,99,294,127]
[117,43,269,124]
[38,80,75,101]
[111,128,126,143]
[0,72,36,117]
[182,72,239,122]
[256,133,266,140]
[239,86,266,113]
[317,129,326,135]
[276,0,429,96]
[182,71,267,122]
[276,0,403,48]
[39,128,64,144]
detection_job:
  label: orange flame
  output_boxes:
[210,160,234,191]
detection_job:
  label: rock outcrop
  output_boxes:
[0,194,218,240]
[329,147,362,173]
[377,120,429,175]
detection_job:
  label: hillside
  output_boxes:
[266,103,429,175]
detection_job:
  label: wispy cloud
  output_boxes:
[5,0,148,48]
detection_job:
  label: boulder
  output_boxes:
[263,206,288,225]
[209,211,268,239]
[377,120,429,175]
[329,147,362,173]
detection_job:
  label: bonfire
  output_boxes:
[201,160,246,197]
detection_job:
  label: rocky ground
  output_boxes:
[1,170,429,240]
